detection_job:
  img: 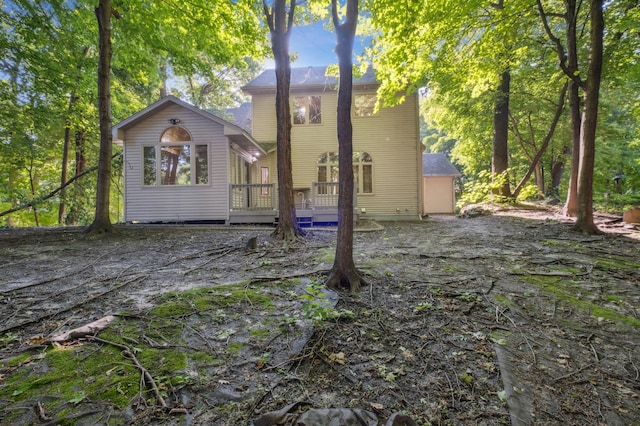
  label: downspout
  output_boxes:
[416,92,424,220]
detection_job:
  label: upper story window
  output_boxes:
[143,126,208,186]
[354,94,377,117]
[293,95,322,125]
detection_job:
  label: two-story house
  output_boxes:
[112,66,423,225]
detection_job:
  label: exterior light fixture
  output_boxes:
[169,118,181,125]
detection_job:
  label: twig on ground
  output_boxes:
[183,248,236,275]
[36,401,52,422]
[552,363,594,383]
[0,274,148,335]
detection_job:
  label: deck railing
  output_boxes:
[312,181,340,209]
[229,183,276,211]
[229,182,343,212]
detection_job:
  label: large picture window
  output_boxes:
[143,126,208,186]
[293,95,322,125]
[317,151,373,194]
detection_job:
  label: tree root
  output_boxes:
[87,336,168,409]
[325,268,366,293]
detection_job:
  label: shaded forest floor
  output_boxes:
[0,204,639,425]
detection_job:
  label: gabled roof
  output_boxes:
[423,153,461,177]
[112,95,266,157]
[242,66,377,93]
[225,102,252,132]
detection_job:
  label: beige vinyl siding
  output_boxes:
[290,89,339,191]
[251,94,277,141]
[253,153,277,185]
[123,104,229,222]
[352,91,420,218]
[248,87,421,220]
[423,176,456,214]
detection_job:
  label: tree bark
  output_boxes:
[325,0,363,293]
[263,0,303,241]
[492,70,512,198]
[573,0,603,234]
[87,0,115,233]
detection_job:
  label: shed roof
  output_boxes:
[242,66,377,92]
[423,153,461,177]
[112,95,267,158]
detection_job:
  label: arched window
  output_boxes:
[143,126,208,186]
[353,152,373,194]
[160,126,191,143]
[316,151,373,194]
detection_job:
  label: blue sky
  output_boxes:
[264,23,366,68]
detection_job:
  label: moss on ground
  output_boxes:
[0,280,291,424]
[522,274,640,327]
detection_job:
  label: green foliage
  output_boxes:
[300,281,355,324]
[458,170,511,207]
[0,0,268,228]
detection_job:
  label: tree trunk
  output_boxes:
[59,117,71,225]
[28,157,40,227]
[66,130,86,225]
[563,0,581,217]
[87,0,115,233]
[325,0,362,293]
[536,0,581,215]
[58,93,77,225]
[263,0,303,241]
[564,81,581,216]
[548,151,566,197]
[492,70,511,198]
[572,0,603,234]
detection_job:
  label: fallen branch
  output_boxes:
[243,268,328,285]
[49,315,116,342]
[87,336,167,409]
[0,153,120,218]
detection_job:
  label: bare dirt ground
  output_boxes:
[0,205,639,425]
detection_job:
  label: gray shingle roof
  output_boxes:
[423,153,461,176]
[243,66,377,90]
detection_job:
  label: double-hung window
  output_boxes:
[293,95,322,125]
[143,126,208,186]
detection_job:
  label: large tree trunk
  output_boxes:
[492,70,512,198]
[573,0,603,234]
[564,79,581,216]
[563,0,581,216]
[325,0,362,293]
[87,0,115,233]
[263,0,303,241]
